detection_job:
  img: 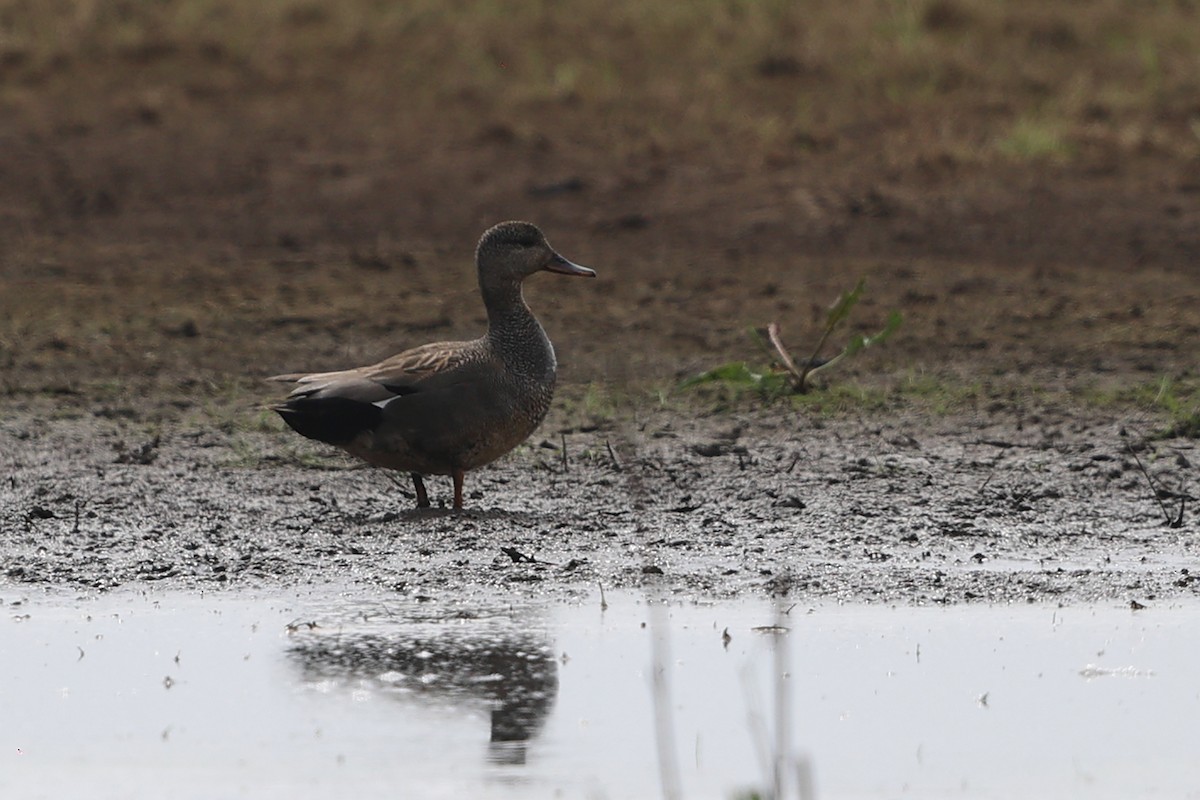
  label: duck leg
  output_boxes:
[452,468,465,510]
[411,473,430,508]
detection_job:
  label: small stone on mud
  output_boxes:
[772,495,806,509]
[168,319,200,338]
[501,546,535,563]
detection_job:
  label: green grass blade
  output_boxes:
[824,278,866,332]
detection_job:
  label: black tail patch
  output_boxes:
[274,396,383,445]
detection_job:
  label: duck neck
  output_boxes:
[482,279,555,376]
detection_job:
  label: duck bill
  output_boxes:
[544,252,596,277]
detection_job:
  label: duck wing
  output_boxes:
[358,341,474,382]
[271,340,484,446]
[270,340,474,388]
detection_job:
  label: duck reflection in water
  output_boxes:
[288,623,558,765]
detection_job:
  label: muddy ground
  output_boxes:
[2,402,1196,604]
[0,1,1197,604]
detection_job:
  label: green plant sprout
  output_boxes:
[683,278,901,398]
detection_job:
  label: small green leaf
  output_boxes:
[824,278,866,331]
[679,362,764,389]
[843,310,902,357]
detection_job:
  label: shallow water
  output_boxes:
[2,586,1197,799]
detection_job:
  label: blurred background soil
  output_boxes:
[0,0,1197,418]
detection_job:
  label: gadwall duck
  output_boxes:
[270,221,595,509]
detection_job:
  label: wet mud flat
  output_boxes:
[1,403,1195,605]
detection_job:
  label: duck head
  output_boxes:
[476,221,596,288]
